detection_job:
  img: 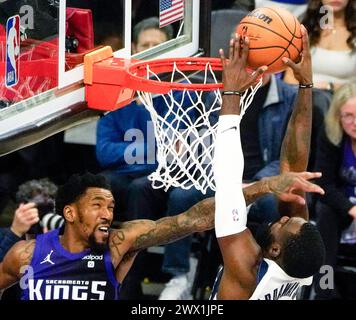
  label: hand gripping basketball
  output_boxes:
[281,25,313,86]
[236,7,303,73]
[219,34,267,93]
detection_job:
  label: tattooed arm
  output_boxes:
[108,171,323,266]
[123,197,215,253]
[0,240,35,290]
[278,25,314,219]
[108,197,215,269]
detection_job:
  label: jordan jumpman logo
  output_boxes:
[40,250,55,265]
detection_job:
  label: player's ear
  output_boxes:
[268,243,281,259]
[63,205,75,222]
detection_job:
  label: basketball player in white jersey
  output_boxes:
[212,25,325,300]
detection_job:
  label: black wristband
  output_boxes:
[221,90,244,96]
[299,83,313,89]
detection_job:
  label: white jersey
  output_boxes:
[211,258,312,300]
[250,259,312,300]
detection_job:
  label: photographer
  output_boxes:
[0,203,39,262]
[0,178,64,262]
[15,178,64,235]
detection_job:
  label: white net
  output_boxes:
[137,60,262,193]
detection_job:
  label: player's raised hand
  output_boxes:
[282,25,312,85]
[264,171,324,205]
[219,34,267,92]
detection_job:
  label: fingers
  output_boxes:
[240,36,249,65]
[234,34,242,60]
[229,37,235,61]
[300,24,310,55]
[298,171,322,180]
[26,216,40,225]
[17,202,36,211]
[16,204,39,221]
[219,48,226,66]
[251,65,268,82]
[281,193,306,205]
[301,181,325,195]
[292,178,325,195]
[282,56,297,69]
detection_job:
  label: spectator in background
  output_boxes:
[1,178,65,263]
[95,17,174,222]
[0,203,39,262]
[15,178,63,234]
[232,0,255,11]
[284,0,356,93]
[313,83,356,299]
[254,0,308,17]
[132,17,173,54]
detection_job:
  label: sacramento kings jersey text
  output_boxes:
[21,229,120,300]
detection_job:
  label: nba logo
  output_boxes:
[5,15,20,88]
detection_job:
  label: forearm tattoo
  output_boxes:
[109,230,125,258]
[132,198,215,252]
[243,180,270,206]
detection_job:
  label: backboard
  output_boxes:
[0,0,211,156]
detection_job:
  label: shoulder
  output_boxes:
[319,127,343,150]
[10,240,36,265]
[3,240,36,276]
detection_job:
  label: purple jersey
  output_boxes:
[21,229,120,300]
[340,137,356,201]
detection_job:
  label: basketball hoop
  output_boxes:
[85,48,263,193]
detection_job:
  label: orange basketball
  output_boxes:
[236,7,302,73]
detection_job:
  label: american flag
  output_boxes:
[159,0,185,28]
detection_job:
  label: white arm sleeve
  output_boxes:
[213,115,247,238]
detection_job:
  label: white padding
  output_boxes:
[214,115,247,238]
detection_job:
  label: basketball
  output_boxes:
[236,7,302,73]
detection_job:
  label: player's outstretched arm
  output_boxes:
[280,25,313,173]
[110,197,215,259]
[279,25,313,219]
[0,240,35,290]
[108,171,325,278]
